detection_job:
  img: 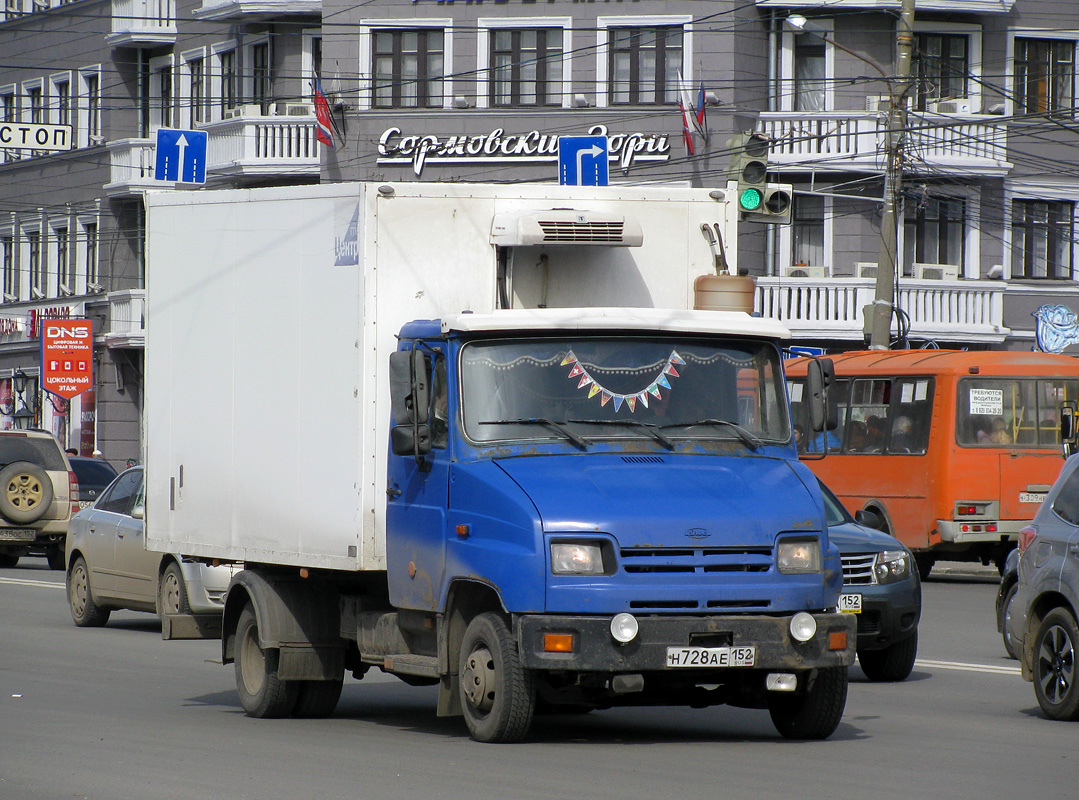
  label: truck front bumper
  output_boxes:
[518,613,855,672]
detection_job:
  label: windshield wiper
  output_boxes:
[659,418,762,451]
[479,418,590,450]
[567,419,676,451]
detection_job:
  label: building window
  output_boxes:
[794,34,826,113]
[53,79,70,126]
[1,235,14,301]
[1012,199,1074,279]
[373,29,444,108]
[250,42,271,113]
[188,57,205,124]
[151,61,173,130]
[792,195,825,268]
[913,34,968,110]
[54,226,71,294]
[26,85,43,123]
[609,26,683,105]
[490,28,563,107]
[0,91,15,163]
[219,49,238,113]
[904,197,966,273]
[1016,38,1075,117]
[82,221,99,289]
[82,71,100,142]
[25,230,42,298]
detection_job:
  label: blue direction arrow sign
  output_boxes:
[155,128,208,184]
[558,136,609,186]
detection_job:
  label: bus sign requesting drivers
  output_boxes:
[41,319,93,399]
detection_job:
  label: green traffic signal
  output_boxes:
[739,188,763,211]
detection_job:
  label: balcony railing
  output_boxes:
[103,138,157,198]
[755,276,1008,344]
[104,289,146,349]
[192,0,321,22]
[758,112,1010,176]
[107,0,177,47]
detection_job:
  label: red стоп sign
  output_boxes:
[41,319,93,399]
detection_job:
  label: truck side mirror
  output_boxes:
[391,424,432,457]
[1062,402,1077,458]
[806,357,837,434]
[389,348,433,461]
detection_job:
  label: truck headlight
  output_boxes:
[874,550,911,584]
[551,542,605,575]
[777,539,821,574]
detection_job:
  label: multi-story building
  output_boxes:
[1,0,1076,462]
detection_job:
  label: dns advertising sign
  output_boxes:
[41,319,93,398]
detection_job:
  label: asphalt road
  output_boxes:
[0,559,1071,800]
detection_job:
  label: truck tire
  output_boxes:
[0,462,53,524]
[291,678,344,719]
[1032,608,1079,721]
[768,667,848,740]
[67,556,111,627]
[858,631,918,682]
[234,605,298,718]
[458,612,536,743]
[157,561,191,616]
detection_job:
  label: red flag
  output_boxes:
[313,78,334,149]
[678,93,695,156]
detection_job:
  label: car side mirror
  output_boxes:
[855,509,882,530]
[131,505,145,521]
[806,357,837,434]
[1062,402,1077,458]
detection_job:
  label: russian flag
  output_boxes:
[313,78,334,149]
[695,81,708,137]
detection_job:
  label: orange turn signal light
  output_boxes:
[829,631,848,651]
[543,633,575,653]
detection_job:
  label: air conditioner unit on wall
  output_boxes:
[856,262,878,279]
[926,98,974,115]
[914,263,961,281]
[222,104,263,120]
[275,102,314,116]
[865,95,890,113]
[784,265,829,278]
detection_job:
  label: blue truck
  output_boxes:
[144,183,853,742]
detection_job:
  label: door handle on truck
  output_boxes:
[386,484,402,500]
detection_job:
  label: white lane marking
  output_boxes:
[0,576,64,590]
[917,658,1021,676]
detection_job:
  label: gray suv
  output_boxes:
[1008,453,1079,720]
[0,430,76,570]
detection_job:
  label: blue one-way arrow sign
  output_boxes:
[558,136,609,186]
[155,128,208,184]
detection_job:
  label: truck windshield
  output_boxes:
[460,336,788,446]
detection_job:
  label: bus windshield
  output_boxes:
[460,336,788,446]
[956,377,1078,448]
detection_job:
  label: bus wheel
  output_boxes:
[914,553,934,582]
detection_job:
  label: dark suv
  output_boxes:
[0,430,77,570]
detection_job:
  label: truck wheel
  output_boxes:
[46,546,65,571]
[768,667,848,740]
[292,678,344,719]
[458,612,536,743]
[1032,608,1079,721]
[1000,584,1020,660]
[0,462,53,524]
[67,556,110,627]
[858,631,918,682]
[234,605,297,718]
[157,561,191,616]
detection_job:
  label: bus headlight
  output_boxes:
[777,539,821,574]
[551,542,605,575]
[874,550,911,584]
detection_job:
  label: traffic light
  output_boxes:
[727,131,770,211]
[743,184,794,224]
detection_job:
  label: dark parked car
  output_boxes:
[67,456,118,510]
[1007,453,1079,720]
[820,479,922,681]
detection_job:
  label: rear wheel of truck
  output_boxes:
[768,667,848,740]
[459,612,536,743]
[858,631,918,682]
[234,605,297,718]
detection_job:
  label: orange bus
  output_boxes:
[785,350,1079,579]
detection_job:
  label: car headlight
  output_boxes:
[551,542,606,575]
[874,550,911,584]
[777,539,821,574]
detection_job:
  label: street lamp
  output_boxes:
[11,368,36,430]
[784,8,916,350]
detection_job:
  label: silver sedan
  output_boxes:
[65,466,236,629]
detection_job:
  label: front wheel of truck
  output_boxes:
[459,612,536,743]
[234,605,298,718]
[767,667,848,740]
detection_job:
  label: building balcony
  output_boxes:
[755,0,1014,14]
[755,276,1008,344]
[104,289,145,350]
[106,0,177,47]
[103,115,319,196]
[758,111,1010,177]
[192,0,320,22]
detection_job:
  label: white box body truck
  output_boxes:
[144,182,853,742]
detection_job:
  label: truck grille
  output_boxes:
[842,552,877,586]
[619,546,773,612]
[621,547,772,575]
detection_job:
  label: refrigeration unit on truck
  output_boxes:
[143,182,853,743]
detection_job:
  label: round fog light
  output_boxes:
[790,612,817,642]
[610,613,639,643]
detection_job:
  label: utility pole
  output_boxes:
[868,0,917,350]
